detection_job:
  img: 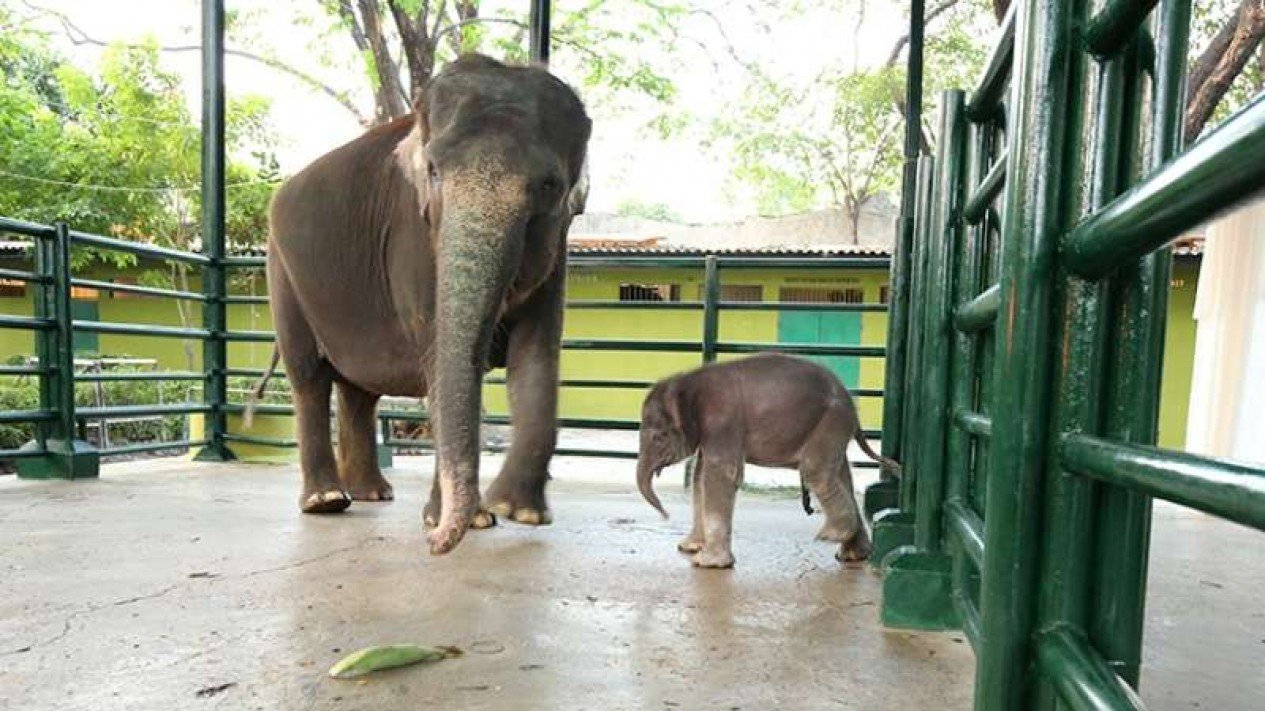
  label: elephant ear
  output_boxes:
[661,378,695,442]
[567,154,590,217]
[395,95,434,215]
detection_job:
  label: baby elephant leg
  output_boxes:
[695,454,740,569]
[802,452,871,562]
[678,458,705,554]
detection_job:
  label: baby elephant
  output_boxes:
[636,353,898,568]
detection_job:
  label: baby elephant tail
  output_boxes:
[243,347,281,430]
[853,429,902,478]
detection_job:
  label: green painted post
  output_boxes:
[529,0,551,65]
[702,255,719,364]
[18,223,98,479]
[875,0,924,491]
[975,0,1078,708]
[195,0,235,462]
[1090,2,1189,689]
[881,91,967,631]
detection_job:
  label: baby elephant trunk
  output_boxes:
[636,458,668,519]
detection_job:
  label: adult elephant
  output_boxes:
[263,55,591,555]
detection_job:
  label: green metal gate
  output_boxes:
[870,1,1265,709]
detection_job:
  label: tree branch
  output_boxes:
[28,1,370,126]
[882,0,963,68]
[357,0,410,121]
[1186,0,1265,139]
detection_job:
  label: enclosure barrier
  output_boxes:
[869,1,1265,710]
[216,253,889,466]
[0,213,890,473]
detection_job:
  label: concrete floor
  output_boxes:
[0,457,1260,711]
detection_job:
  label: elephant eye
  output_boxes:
[536,176,560,200]
[427,162,439,181]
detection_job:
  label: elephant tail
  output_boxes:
[853,428,901,478]
[243,347,281,430]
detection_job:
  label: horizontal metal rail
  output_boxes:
[0,314,54,331]
[946,499,985,568]
[0,446,48,459]
[0,408,56,424]
[966,2,1015,120]
[222,329,276,342]
[1036,626,1145,711]
[69,230,210,266]
[73,320,209,339]
[1061,433,1265,531]
[71,277,206,302]
[76,371,204,382]
[955,285,1001,332]
[964,153,1008,225]
[220,256,265,268]
[0,216,56,239]
[76,403,213,419]
[0,267,48,283]
[716,342,886,357]
[485,376,652,389]
[1086,0,1161,58]
[222,403,293,415]
[567,300,704,310]
[1064,95,1265,279]
[99,439,208,457]
[0,365,47,376]
[225,368,285,379]
[222,294,269,304]
[954,409,993,438]
[718,301,888,312]
[568,256,890,269]
[224,433,298,448]
[562,338,701,352]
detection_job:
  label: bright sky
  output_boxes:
[26,0,912,222]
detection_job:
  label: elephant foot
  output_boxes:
[692,548,735,569]
[484,474,551,526]
[815,523,853,543]
[345,474,394,502]
[677,535,704,554]
[423,501,497,530]
[836,533,873,563]
[301,488,352,514]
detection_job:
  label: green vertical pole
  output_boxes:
[913,90,966,554]
[18,223,98,479]
[195,0,235,462]
[1090,2,1189,689]
[879,0,925,468]
[975,0,1078,708]
[529,0,551,65]
[702,255,719,364]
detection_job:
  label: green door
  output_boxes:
[777,299,861,388]
[71,300,99,355]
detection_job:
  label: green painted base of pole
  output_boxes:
[377,443,394,469]
[881,549,961,630]
[864,479,902,519]
[15,439,99,480]
[193,441,237,462]
[871,508,916,568]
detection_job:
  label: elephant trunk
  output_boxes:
[636,454,668,519]
[427,190,524,555]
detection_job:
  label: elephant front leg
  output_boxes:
[677,457,705,553]
[694,452,741,569]
[484,286,563,525]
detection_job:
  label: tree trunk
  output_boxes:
[1185,0,1265,140]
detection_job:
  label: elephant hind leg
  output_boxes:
[335,382,393,502]
[800,415,869,561]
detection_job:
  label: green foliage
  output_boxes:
[615,199,681,222]
[710,0,991,222]
[0,11,279,262]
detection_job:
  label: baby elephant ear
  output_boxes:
[661,379,686,433]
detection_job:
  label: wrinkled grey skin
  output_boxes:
[636,353,899,568]
[264,55,591,555]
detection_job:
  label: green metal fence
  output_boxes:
[214,253,889,464]
[871,2,1265,710]
[0,218,890,473]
